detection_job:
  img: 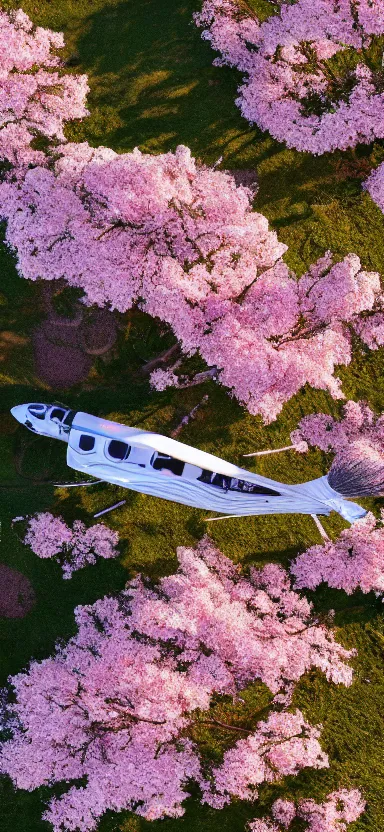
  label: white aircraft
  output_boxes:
[10,402,367,524]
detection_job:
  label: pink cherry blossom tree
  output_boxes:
[197,252,384,421]
[290,509,384,594]
[0,8,88,170]
[194,0,260,72]
[194,0,384,153]
[201,710,329,809]
[1,144,383,421]
[20,511,119,578]
[249,788,365,831]
[126,541,356,692]
[0,140,286,315]
[246,399,384,462]
[291,399,384,454]
[0,538,355,831]
[298,789,366,831]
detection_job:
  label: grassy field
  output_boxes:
[1,0,384,830]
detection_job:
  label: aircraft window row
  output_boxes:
[198,469,281,495]
[75,437,282,495]
[77,435,131,460]
[76,437,187,475]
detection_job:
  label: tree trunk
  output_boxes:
[141,343,180,375]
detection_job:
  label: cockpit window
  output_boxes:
[28,404,47,420]
[79,434,95,452]
[50,408,66,422]
[152,453,185,476]
[107,440,130,461]
[63,410,76,427]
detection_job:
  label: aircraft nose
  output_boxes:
[10,404,29,424]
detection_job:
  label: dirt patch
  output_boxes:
[32,329,93,388]
[79,309,118,355]
[32,284,118,389]
[0,564,36,619]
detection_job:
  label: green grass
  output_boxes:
[1,0,384,830]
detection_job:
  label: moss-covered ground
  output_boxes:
[0,0,384,829]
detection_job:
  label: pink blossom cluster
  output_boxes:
[195,0,384,153]
[289,398,384,499]
[202,710,328,808]
[1,145,383,420]
[249,788,365,831]
[298,789,366,831]
[1,595,203,830]
[356,0,384,35]
[150,367,181,391]
[291,399,384,454]
[199,252,384,420]
[194,0,260,72]
[127,539,355,691]
[249,821,281,832]
[0,141,286,319]
[271,799,297,828]
[0,9,88,170]
[23,512,119,578]
[291,509,384,594]
[0,538,355,831]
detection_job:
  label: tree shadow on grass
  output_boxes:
[69,0,384,258]
[70,0,264,165]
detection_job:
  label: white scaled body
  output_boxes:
[11,403,367,523]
